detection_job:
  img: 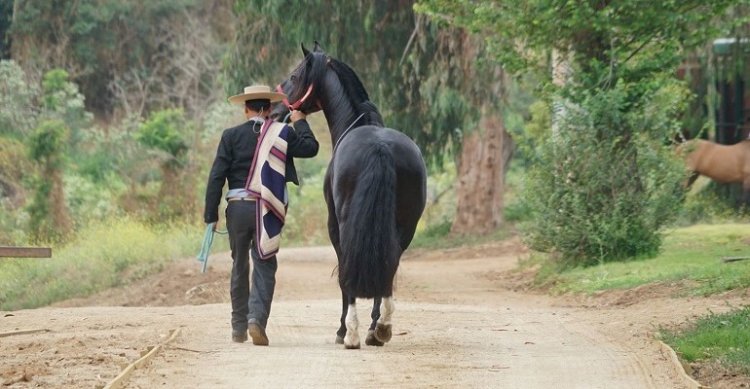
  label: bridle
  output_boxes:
[276,83,323,115]
[277,56,330,113]
[277,84,313,111]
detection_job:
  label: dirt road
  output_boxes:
[1,239,742,388]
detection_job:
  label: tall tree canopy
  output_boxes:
[227,0,504,165]
[417,0,744,88]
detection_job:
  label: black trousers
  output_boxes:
[225,200,278,332]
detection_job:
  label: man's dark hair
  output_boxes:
[245,99,272,112]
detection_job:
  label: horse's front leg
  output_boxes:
[374,296,394,343]
[365,297,384,346]
[343,295,360,349]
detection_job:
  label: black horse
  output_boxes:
[272,42,426,349]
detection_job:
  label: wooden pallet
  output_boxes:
[0,246,52,258]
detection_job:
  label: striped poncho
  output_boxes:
[245,120,290,259]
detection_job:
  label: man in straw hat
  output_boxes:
[204,85,319,345]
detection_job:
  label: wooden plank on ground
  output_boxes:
[721,256,750,263]
[0,246,52,258]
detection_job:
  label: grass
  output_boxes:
[410,220,514,250]
[660,307,750,374]
[0,218,220,311]
[534,223,750,295]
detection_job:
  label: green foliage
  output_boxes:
[522,81,688,265]
[0,137,31,245]
[39,68,92,149]
[411,222,512,250]
[283,169,330,246]
[0,0,11,59]
[410,219,452,248]
[64,173,126,229]
[135,109,189,160]
[417,0,744,82]
[661,307,750,374]
[0,60,38,137]
[535,224,750,295]
[503,164,533,223]
[28,119,68,163]
[10,0,206,115]
[676,178,750,225]
[27,119,71,242]
[228,1,495,166]
[513,99,552,164]
[417,0,747,259]
[0,219,205,310]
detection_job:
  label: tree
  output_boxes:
[0,60,37,137]
[0,0,12,59]
[9,0,232,119]
[27,119,71,242]
[417,0,746,263]
[228,0,513,234]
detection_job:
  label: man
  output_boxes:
[204,85,319,345]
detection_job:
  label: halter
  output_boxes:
[277,84,313,110]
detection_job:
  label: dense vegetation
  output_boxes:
[1,1,749,382]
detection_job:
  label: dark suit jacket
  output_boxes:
[203,119,319,223]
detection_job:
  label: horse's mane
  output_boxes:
[304,52,383,127]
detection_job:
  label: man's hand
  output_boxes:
[291,110,306,122]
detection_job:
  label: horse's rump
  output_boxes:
[683,139,750,183]
[335,133,402,298]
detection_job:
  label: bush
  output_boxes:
[521,81,688,266]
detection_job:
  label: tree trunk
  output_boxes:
[49,169,72,238]
[551,48,573,137]
[451,107,511,235]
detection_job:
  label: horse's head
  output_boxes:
[270,42,328,121]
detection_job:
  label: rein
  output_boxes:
[332,112,366,155]
[277,84,313,110]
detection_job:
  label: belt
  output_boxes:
[227,197,255,202]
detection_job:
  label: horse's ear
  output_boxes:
[301,42,310,57]
[313,40,324,52]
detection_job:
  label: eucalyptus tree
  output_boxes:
[228,0,513,234]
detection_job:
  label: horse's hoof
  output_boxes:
[365,330,384,346]
[374,323,392,343]
[335,335,344,344]
[344,342,360,349]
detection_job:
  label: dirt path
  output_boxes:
[1,239,743,388]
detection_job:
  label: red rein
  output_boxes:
[277,84,314,111]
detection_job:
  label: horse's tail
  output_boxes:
[339,142,400,298]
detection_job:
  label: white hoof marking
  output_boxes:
[344,303,360,348]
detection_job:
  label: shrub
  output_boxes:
[521,80,688,266]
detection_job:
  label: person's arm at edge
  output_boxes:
[286,110,319,158]
[204,131,231,224]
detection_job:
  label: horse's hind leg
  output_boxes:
[365,297,384,346]
[343,295,360,349]
[335,291,348,344]
[374,296,394,343]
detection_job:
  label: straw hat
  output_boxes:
[228,85,286,105]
